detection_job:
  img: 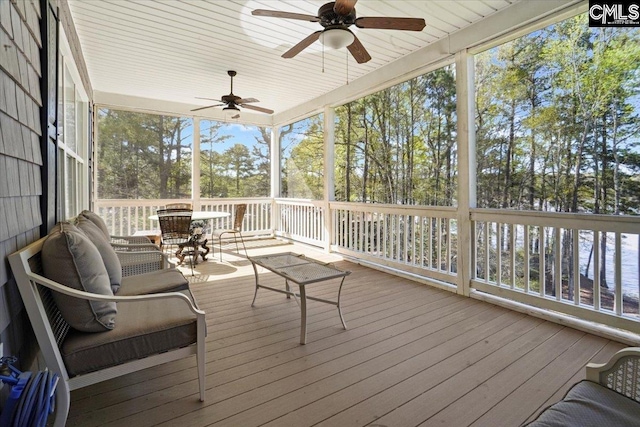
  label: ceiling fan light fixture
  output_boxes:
[223,104,240,120]
[320,28,354,49]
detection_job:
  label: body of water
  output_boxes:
[579,233,639,297]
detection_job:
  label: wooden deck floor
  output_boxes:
[67,239,626,427]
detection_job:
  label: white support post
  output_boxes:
[192,118,201,210]
[271,126,280,235]
[323,106,336,253]
[455,49,477,297]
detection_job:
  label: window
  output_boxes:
[199,120,271,198]
[96,109,193,199]
[475,13,640,215]
[57,33,89,219]
[334,65,457,205]
[280,114,324,199]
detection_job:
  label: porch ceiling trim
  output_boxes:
[94,91,274,127]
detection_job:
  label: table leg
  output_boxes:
[337,276,347,330]
[176,247,185,264]
[251,262,260,306]
[299,285,307,345]
[199,238,210,261]
[285,279,291,299]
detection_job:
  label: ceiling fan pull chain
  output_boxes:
[322,42,325,73]
[346,49,349,85]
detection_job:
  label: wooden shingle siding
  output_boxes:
[0,0,44,362]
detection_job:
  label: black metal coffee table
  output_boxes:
[249,252,351,344]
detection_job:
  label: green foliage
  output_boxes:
[198,120,272,198]
[476,14,640,215]
[98,113,272,199]
[97,109,193,199]
[280,115,324,199]
[335,66,457,205]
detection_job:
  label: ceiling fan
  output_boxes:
[252,0,426,64]
[191,70,274,116]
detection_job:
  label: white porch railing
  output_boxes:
[94,198,273,238]
[471,209,640,332]
[330,202,458,289]
[93,198,639,336]
[273,198,325,247]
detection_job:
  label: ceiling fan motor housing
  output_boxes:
[319,2,356,27]
[221,94,240,103]
[191,70,273,114]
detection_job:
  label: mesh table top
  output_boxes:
[249,252,350,285]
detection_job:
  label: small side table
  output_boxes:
[249,252,350,344]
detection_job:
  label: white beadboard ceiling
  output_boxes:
[67,0,524,121]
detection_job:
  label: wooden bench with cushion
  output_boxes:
[526,347,640,426]
[8,223,206,427]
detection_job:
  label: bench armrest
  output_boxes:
[586,347,640,402]
[116,250,175,276]
[30,270,204,316]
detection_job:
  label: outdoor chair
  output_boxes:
[157,209,198,275]
[212,204,248,261]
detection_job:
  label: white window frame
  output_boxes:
[57,30,89,220]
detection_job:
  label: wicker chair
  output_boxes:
[157,209,198,275]
[212,204,247,261]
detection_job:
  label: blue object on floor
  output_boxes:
[0,356,58,427]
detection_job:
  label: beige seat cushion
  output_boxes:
[61,290,197,377]
[42,222,117,332]
[117,269,189,296]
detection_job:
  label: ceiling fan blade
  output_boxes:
[334,0,357,15]
[355,17,426,31]
[237,98,259,104]
[190,104,225,112]
[347,35,371,64]
[195,97,223,102]
[241,104,274,114]
[252,9,319,22]
[282,31,322,58]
